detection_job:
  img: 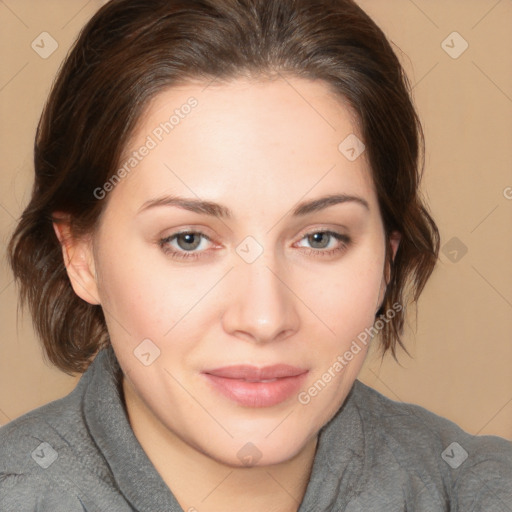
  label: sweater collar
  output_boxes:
[83,346,367,511]
[83,345,182,510]
[298,382,368,511]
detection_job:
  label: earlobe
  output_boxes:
[52,216,101,306]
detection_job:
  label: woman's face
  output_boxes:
[78,77,397,467]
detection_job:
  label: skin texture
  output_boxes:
[55,76,400,511]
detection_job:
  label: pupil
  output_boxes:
[179,233,199,250]
[310,232,328,248]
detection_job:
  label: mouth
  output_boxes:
[202,364,309,408]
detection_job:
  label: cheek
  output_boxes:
[92,232,186,343]
[308,246,385,342]
[295,246,385,419]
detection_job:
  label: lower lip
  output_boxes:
[203,372,308,408]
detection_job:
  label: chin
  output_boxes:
[202,430,314,469]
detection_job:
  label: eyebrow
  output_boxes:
[137,193,370,218]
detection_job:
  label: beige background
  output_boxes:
[0,1,511,441]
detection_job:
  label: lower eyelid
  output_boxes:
[159,229,350,257]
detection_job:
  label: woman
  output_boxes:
[1,0,511,510]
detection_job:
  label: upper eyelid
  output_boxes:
[161,228,349,250]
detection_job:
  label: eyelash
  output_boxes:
[158,229,351,261]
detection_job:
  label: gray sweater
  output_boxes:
[1,345,511,511]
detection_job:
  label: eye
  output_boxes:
[159,231,214,260]
[159,229,351,261]
[295,230,351,258]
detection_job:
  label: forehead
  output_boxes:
[110,76,376,216]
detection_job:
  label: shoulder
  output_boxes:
[0,367,91,458]
[0,372,107,511]
[350,380,512,508]
[351,379,512,459]
[0,386,80,466]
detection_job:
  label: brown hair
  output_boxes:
[8,0,439,374]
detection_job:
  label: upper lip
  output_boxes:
[203,364,308,381]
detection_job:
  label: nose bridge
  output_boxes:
[222,243,299,343]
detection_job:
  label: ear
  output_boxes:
[376,230,401,315]
[385,230,401,285]
[52,213,101,305]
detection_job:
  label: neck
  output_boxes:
[122,375,318,512]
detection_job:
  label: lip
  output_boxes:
[202,364,309,408]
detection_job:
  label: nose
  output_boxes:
[221,254,300,345]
